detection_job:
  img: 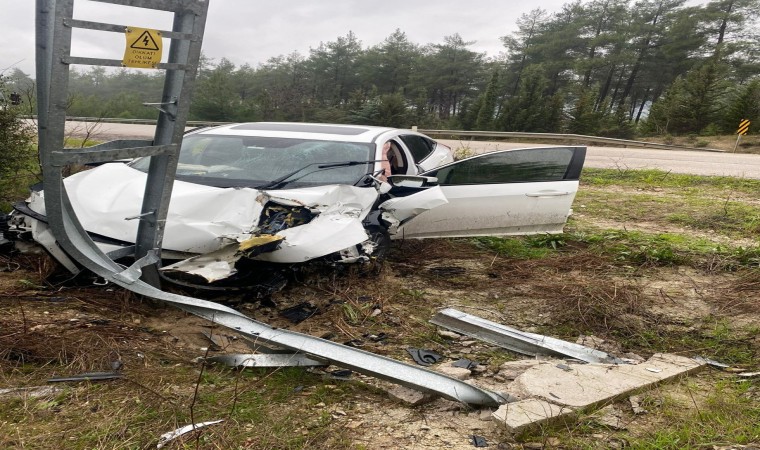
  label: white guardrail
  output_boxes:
[22,116,724,152]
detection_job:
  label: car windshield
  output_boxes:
[130,135,375,188]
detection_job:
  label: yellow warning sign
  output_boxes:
[122,27,162,69]
[737,119,750,135]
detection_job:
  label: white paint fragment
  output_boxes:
[156,420,224,448]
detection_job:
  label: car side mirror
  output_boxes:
[386,175,438,188]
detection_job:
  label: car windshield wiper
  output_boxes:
[257,160,384,190]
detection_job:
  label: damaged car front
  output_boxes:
[3,123,450,285]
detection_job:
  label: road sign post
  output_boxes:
[733,119,750,153]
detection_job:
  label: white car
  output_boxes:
[5,122,585,284]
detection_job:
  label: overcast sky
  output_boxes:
[1,0,571,77]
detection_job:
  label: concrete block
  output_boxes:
[437,365,472,380]
[491,399,573,433]
[386,385,435,406]
[511,353,704,409]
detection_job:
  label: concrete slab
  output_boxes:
[491,354,704,433]
[511,353,704,409]
[498,359,556,381]
[491,399,574,433]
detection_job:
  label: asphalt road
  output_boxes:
[57,121,760,179]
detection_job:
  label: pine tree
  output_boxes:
[475,71,500,130]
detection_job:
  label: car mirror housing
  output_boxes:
[387,175,438,188]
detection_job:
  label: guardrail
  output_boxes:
[416,129,724,152]
[21,116,724,152]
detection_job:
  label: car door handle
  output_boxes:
[525,191,570,197]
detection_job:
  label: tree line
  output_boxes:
[4,0,759,137]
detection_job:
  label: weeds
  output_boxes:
[582,168,760,194]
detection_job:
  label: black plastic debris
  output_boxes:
[329,369,353,379]
[407,348,443,366]
[471,435,488,447]
[48,371,123,383]
[344,339,364,348]
[453,358,479,370]
[279,302,320,324]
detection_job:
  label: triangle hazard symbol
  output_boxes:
[130,31,160,51]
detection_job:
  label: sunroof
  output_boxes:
[231,123,370,135]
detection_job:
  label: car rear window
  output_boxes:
[399,135,436,163]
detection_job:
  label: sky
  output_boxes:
[1,0,570,78]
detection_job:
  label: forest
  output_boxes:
[3,0,759,137]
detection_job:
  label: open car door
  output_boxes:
[395,146,586,239]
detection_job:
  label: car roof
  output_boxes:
[193,122,397,143]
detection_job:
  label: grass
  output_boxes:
[582,167,760,195]
[626,380,760,449]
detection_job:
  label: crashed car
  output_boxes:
[4,122,585,285]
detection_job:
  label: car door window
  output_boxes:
[399,135,435,164]
[386,140,409,175]
[425,148,580,185]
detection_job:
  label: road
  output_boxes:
[58,121,760,179]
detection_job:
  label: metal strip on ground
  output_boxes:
[430,308,625,364]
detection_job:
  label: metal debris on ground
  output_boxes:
[47,372,123,383]
[279,302,320,323]
[206,353,326,368]
[156,420,224,449]
[407,348,444,366]
[431,308,626,364]
[694,356,731,369]
[737,372,760,378]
